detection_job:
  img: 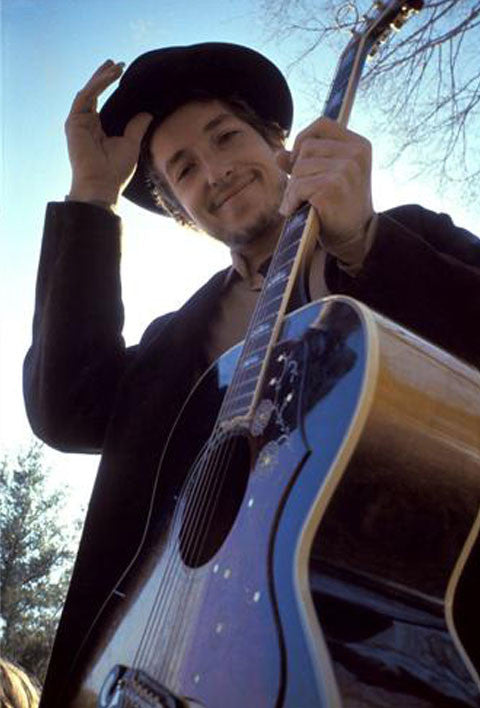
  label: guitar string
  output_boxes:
[130,218,306,685]
[209,55,358,425]
[129,382,238,673]
[139,223,305,681]
[219,247,300,421]
[135,443,226,682]
[135,427,234,678]
[147,431,238,686]
[140,237,309,691]
[100,21,371,698]
[143,437,225,679]
[163,435,240,690]
[156,232,305,683]
[151,56,364,676]
[115,32,374,701]
[131,432,220,671]
[135,432,227,676]
[132,266,299,686]
[156,220,311,684]
[165,310,308,689]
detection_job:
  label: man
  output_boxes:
[24,44,480,705]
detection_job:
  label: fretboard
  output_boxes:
[216,1,420,432]
[217,204,315,429]
[215,53,369,432]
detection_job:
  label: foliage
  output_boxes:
[0,443,81,684]
[258,0,480,202]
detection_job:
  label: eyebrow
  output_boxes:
[165,112,232,175]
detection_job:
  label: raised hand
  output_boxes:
[65,60,152,206]
[277,116,374,266]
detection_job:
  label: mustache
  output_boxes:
[210,174,257,211]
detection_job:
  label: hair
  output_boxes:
[140,93,287,227]
[0,659,40,708]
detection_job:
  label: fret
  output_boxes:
[219,218,308,426]
[254,293,285,315]
[229,374,259,393]
[260,280,289,303]
[271,254,296,275]
[220,384,254,408]
[219,386,255,420]
[324,45,358,120]
[237,343,269,361]
[224,389,255,406]
[242,333,271,355]
[323,34,376,125]
[242,307,283,346]
[257,291,288,313]
[265,269,289,290]
[250,320,274,339]
[218,404,250,424]
[324,91,344,122]
[242,316,277,351]
[240,354,263,371]
[273,239,301,262]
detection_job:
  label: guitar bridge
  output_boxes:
[98,664,189,708]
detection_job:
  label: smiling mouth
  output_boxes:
[212,176,257,211]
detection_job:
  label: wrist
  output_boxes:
[68,180,119,208]
[65,194,116,213]
[337,213,378,275]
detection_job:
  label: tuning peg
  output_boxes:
[406,0,424,10]
[391,12,407,30]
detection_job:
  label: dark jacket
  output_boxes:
[24,201,480,702]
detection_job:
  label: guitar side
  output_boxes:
[276,297,480,706]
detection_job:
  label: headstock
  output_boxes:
[324,0,424,124]
[366,0,425,57]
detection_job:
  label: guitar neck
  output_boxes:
[217,1,423,432]
[217,205,318,430]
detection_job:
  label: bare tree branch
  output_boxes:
[257,0,480,203]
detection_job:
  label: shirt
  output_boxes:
[205,215,378,364]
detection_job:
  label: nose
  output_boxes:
[204,159,233,187]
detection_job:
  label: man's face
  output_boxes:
[150,100,287,251]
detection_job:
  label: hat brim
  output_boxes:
[100,43,293,216]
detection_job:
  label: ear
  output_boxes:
[264,124,287,154]
[275,148,292,174]
[270,131,286,150]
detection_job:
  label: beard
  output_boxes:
[209,172,287,251]
[225,206,284,249]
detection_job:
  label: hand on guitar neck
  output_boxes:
[277,116,375,270]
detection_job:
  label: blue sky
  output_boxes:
[2,0,479,509]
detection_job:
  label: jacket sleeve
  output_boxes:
[330,204,480,368]
[23,201,141,453]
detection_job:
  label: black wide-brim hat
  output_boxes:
[100,42,293,216]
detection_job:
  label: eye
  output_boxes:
[177,162,195,182]
[218,130,240,145]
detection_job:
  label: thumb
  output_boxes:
[124,112,153,146]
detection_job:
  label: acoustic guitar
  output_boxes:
[45,1,480,705]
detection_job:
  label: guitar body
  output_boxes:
[60,297,480,707]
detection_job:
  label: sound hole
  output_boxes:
[179,434,251,568]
